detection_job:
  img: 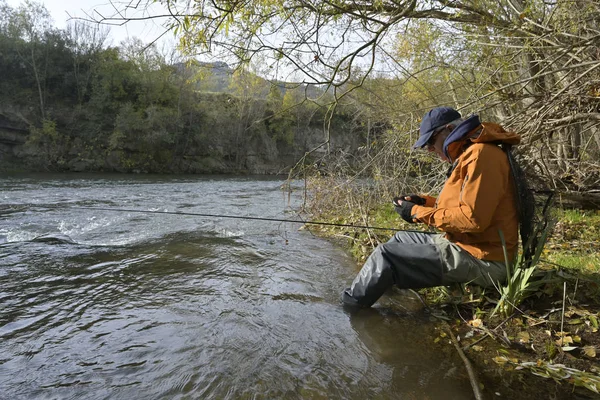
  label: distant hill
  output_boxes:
[172,61,234,92]
[172,61,326,99]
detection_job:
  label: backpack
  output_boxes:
[502,144,555,267]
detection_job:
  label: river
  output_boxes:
[0,173,473,399]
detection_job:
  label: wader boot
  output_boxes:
[341,231,443,307]
[341,231,507,307]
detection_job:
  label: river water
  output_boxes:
[0,174,473,399]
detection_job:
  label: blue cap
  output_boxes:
[413,107,462,149]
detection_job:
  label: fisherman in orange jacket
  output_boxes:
[342,106,521,307]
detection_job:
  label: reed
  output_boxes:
[492,199,557,318]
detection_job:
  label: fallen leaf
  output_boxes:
[518,331,530,343]
[556,336,574,346]
[561,346,578,352]
[493,356,509,365]
[583,346,597,358]
[468,318,483,328]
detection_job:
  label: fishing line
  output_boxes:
[65,206,423,233]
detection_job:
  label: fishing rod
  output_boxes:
[66,206,424,233]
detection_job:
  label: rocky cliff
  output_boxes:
[0,94,364,175]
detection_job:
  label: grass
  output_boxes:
[560,208,599,224]
[544,253,600,273]
[492,228,549,318]
[544,209,600,274]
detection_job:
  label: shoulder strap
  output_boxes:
[501,144,536,264]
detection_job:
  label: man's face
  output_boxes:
[426,126,451,162]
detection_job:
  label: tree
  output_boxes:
[5,0,54,120]
[227,66,269,168]
[64,21,109,104]
[18,0,600,190]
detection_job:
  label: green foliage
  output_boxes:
[1,1,344,173]
[110,103,143,149]
[492,244,539,318]
[25,119,65,164]
[493,198,558,318]
[544,209,600,274]
[27,119,58,144]
[546,254,600,274]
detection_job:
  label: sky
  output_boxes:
[6,0,176,47]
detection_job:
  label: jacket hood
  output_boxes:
[443,115,521,161]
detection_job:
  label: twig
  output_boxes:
[443,322,484,400]
[408,289,430,311]
[462,333,490,352]
[560,281,566,346]
[539,307,560,320]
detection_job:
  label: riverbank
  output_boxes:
[312,205,600,398]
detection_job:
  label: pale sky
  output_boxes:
[6,0,176,47]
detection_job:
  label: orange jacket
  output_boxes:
[411,122,520,261]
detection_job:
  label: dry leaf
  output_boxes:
[583,346,597,358]
[493,356,509,365]
[518,331,531,343]
[556,336,574,346]
[561,346,578,352]
[468,318,482,328]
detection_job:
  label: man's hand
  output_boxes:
[393,194,426,206]
[394,200,417,223]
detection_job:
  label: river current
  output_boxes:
[0,174,472,399]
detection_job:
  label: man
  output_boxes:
[342,106,521,307]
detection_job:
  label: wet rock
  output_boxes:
[31,233,77,245]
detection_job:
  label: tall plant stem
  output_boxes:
[560,281,566,346]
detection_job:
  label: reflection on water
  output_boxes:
[0,174,472,399]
